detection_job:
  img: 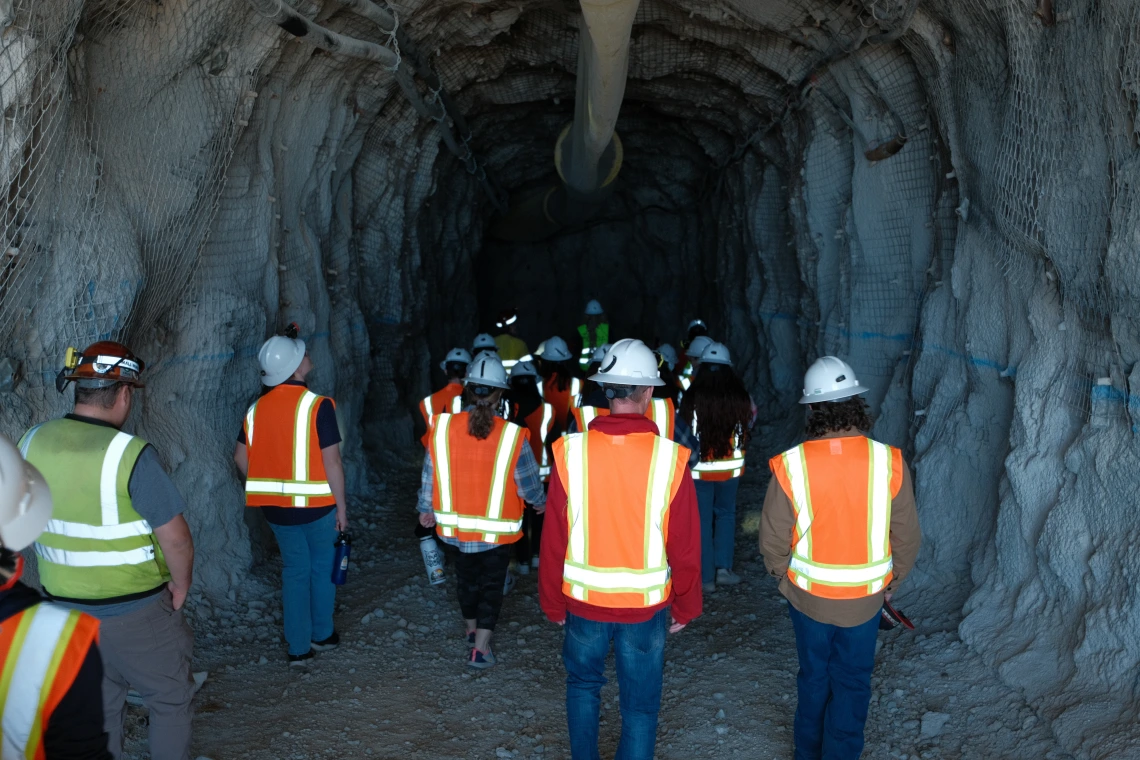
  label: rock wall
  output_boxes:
[0,0,1137,748]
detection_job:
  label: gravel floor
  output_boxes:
[122,463,1078,760]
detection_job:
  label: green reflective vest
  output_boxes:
[577,323,610,370]
[20,419,170,601]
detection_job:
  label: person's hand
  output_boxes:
[669,617,687,634]
[534,504,546,515]
[554,618,565,626]
[168,582,188,611]
[336,508,349,532]
[418,511,436,528]
[884,592,893,603]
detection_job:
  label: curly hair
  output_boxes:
[806,397,872,437]
[680,365,752,460]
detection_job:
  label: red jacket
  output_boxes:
[539,414,703,625]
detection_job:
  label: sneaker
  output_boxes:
[469,647,497,669]
[702,581,716,594]
[530,556,540,569]
[503,572,517,596]
[466,631,476,648]
[516,562,530,576]
[311,632,340,652]
[716,568,742,586]
[288,650,314,667]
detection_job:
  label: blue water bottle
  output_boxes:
[332,532,351,585]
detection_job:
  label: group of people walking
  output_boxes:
[0,298,921,760]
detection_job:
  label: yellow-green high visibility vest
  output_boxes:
[577,323,610,370]
[20,419,170,601]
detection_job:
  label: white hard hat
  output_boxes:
[465,353,510,390]
[700,342,732,366]
[0,434,52,553]
[687,318,706,331]
[538,336,573,362]
[685,335,714,359]
[656,344,679,370]
[584,300,605,316]
[590,343,612,363]
[590,339,665,387]
[259,335,306,387]
[472,333,498,351]
[471,349,499,365]
[511,360,538,379]
[800,356,868,404]
[440,347,472,371]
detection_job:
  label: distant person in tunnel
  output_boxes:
[575,299,610,372]
[679,318,709,359]
[24,341,195,760]
[540,339,702,760]
[760,357,921,760]
[472,332,498,356]
[680,342,753,593]
[507,360,555,574]
[653,343,683,405]
[236,331,347,668]
[418,354,546,669]
[418,347,471,448]
[679,334,713,393]
[493,307,530,372]
[535,336,581,435]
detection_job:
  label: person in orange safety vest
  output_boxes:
[539,340,702,760]
[0,432,108,759]
[760,356,921,760]
[534,336,581,435]
[417,354,547,669]
[419,347,472,447]
[506,360,555,575]
[235,329,348,667]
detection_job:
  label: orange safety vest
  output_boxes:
[428,413,529,544]
[543,372,582,432]
[243,384,337,508]
[769,436,903,599]
[0,602,100,759]
[569,398,675,438]
[552,431,688,609]
[690,411,746,482]
[516,402,555,481]
[419,383,464,448]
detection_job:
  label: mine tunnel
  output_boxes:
[0,0,1135,758]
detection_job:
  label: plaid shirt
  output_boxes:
[417,431,547,554]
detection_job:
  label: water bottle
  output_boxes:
[416,523,446,585]
[332,532,351,586]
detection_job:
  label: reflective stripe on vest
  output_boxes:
[648,398,674,439]
[781,440,894,594]
[561,433,677,606]
[23,420,166,600]
[0,604,83,758]
[432,414,525,541]
[451,395,463,413]
[422,393,435,418]
[244,390,333,506]
[690,412,745,479]
[569,378,582,408]
[538,403,554,477]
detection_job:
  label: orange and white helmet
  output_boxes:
[56,341,145,393]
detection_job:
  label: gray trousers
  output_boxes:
[99,589,195,760]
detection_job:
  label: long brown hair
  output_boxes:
[806,397,871,438]
[465,388,503,440]
[680,365,752,460]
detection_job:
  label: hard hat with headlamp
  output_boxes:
[55,342,146,393]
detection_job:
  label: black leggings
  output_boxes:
[455,544,512,630]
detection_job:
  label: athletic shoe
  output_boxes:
[466,631,476,648]
[311,632,340,652]
[702,581,716,594]
[288,650,314,667]
[716,568,742,586]
[503,572,517,596]
[469,648,497,669]
[516,562,530,576]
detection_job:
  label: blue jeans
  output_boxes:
[563,609,668,760]
[788,605,880,760]
[269,511,337,655]
[694,478,740,583]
